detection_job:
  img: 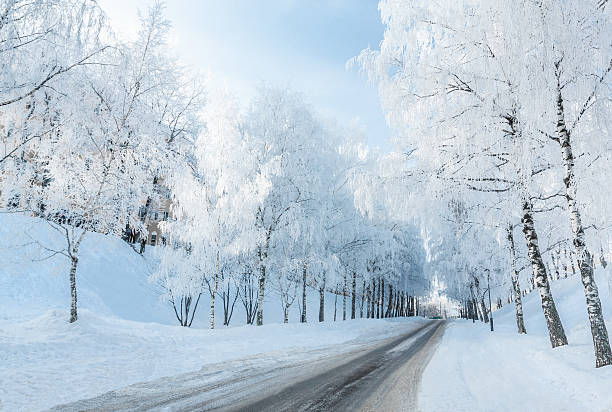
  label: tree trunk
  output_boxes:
[222,280,238,326]
[301,263,307,323]
[366,286,371,318]
[474,278,489,323]
[343,274,347,321]
[210,255,219,329]
[521,198,568,348]
[555,85,612,366]
[256,263,266,326]
[360,280,366,318]
[480,296,488,323]
[69,256,79,323]
[563,247,569,278]
[507,224,527,334]
[381,279,385,318]
[223,285,229,326]
[284,306,289,324]
[396,293,401,317]
[396,293,399,317]
[470,284,481,322]
[242,272,258,325]
[386,284,393,318]
[334,293,337,322]
[319,288,325,322]
[468,299,475,322]
[553,249,561,281]
[351,271,356,319]
[371,279,376,318]
[376,279,381,319]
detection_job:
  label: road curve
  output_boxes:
[49,320,444,412]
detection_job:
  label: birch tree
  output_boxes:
[32,4,191,323]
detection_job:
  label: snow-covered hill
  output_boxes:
[0,213,358,328]
[420,268,612,411]
[0,213,172,324]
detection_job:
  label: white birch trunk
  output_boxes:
[69,256,79,323]
[342,273,347,321]
[319,287,325,322]
[210,252,219,329]
[67,232,86,324]
[553,249,561,281]
[474,278,489,323]
[381,279,385,319]
[319,271,325,322]
[301,263,307,323]
[521,198,568,348]
[366,286,371,318]
[351,271,356,319]
[256,263,266,326]
[334,293,337,321]
[555,85,612,366]
[507,224,527,334]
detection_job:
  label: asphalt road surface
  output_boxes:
[50,320,445,412]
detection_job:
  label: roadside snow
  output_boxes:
[419,270,612,412]
[0,311,426,411]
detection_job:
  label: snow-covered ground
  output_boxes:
[420,270,612,412]
[0,214,427,411]
[1,309,427,411]
[4,213,612,411]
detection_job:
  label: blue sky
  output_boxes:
[99,0,390,149]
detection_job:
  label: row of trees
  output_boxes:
[0,2,431,328]
[356,0,612,367]
[152,84,429,328]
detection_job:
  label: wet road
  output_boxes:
[235,320,444,411]
[50,320,444,412]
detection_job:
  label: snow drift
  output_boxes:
[420,269,612,411]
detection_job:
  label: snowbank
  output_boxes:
[0,213,172,324]
[419,270,612,411]
[0,310,425,411]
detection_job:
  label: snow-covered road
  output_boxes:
[48,321,444,411]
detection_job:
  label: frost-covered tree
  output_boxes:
[0,0,108,110]
[154,85,261,328]
[28,3,197,323]
[0,0,110,209]
[243,87,328,326]
[521,0,612,367]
